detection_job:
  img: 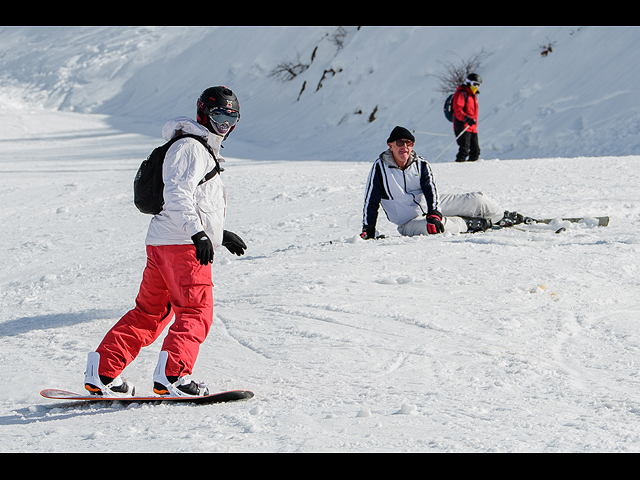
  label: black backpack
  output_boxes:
[134,133,222,215]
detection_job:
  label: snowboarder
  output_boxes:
[84,86,247,397]
[361,126,524,238]
[453,73,482,162]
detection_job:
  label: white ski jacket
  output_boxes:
[145,117,227,249]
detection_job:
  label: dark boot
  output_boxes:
[463,217,493,233]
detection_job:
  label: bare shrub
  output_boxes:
[434,49,491,95]
[329,27,348,51]
[269,53,310,82]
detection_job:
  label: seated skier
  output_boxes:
[361,126,526,239]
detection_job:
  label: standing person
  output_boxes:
[84,86,247,397]
[453,73,482,163]
[361,126,525,239]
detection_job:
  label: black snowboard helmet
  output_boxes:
[196,86,240,136]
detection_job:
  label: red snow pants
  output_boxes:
[96,244,213,379]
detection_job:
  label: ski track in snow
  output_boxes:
[1,111,640,451]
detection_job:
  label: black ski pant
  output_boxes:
[454,122,480,162]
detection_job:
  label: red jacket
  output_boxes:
[452,84,478,133]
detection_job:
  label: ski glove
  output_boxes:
[463,116,476,126]
[426,212,445,235]
[191,231,214,265]
[222,230,247,256]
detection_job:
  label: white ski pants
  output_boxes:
[397,192,503,236]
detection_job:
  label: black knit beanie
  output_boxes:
[387,126,415,144]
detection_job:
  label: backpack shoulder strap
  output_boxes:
[170,133,223,184]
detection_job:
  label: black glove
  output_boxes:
[360,225,376,240]
[464,116,476,126]
[191,231,214,265]
[426,212,444,235]
[222,230,247,256]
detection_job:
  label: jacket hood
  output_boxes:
[161,116,225,160]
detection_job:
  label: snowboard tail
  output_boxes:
[40,388,254,405]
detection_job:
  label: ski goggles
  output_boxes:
[209,108,240,127]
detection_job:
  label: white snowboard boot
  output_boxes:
[84,352,135,397]
[153,351,209,397]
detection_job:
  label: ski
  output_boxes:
[533,216,609,227]
[492,215,609,232]
[40,388,254,405]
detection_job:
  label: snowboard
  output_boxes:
[40,388,254,405]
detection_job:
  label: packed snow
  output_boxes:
[1,26,640,452]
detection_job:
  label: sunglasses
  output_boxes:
[394,139,414,147]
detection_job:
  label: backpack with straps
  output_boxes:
[133,133,222,215]
[443,90,467,122]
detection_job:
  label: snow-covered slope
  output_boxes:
[1,27,640,452]
[1,26,638,161]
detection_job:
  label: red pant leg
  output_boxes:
[96,244,214,380]
[155,245,214,377]
[96,246,174,378]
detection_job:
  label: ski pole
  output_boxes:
[431,125,469,163]
[412,130,452,137]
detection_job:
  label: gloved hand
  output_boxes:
[222,230,247,256]
[360,225,376,240]
[464,116,476,126]
[191,231,214,265]
[426,212,444,235]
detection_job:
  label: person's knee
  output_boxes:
[471,192,503,222]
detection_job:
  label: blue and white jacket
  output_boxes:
[362,150,439,228]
